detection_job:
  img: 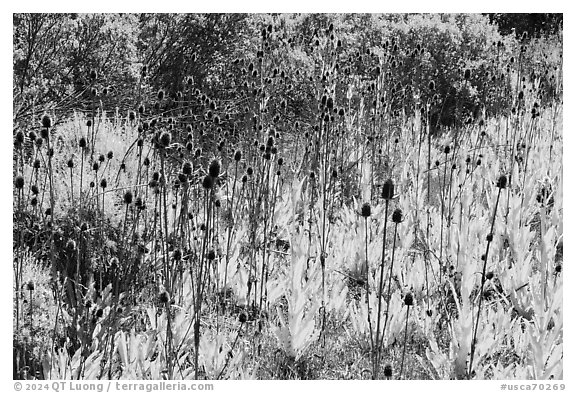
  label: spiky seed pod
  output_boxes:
[66,239,76,251]
[80,222,88,231]
[95,308,104,318]
[159,131,172,148]
[247,167,253,176]
[173,249,182,261]
[31,185,39,195]
[239,312,247,323]
[404,292,414,306]
[98,154,105,163]
[41,114,52,128]
[208,159,221,178]
[48,148,54,157]
[382,179,394,200]
[90,69,98,80]
[92,163,99,171]
[202,175,214,190]
[429,80,435,91]
[79,137,87,148]
[555,264,562,273]
[486,233,493,242]
[207,249,216,260]
[89,181,95,188]
[67,159,74,168]
[392,208,403,223]
[100,178,107,189]
[182,161,193,175]
[15,131,25,145]
[28,131,37,141]
[30,197,38,206]
[464,69,471,80]
[384,364,393,378]
[360,202,371,217]
[40,128,49,140]
[444,145,450,155]
[497,175,508,189]
[124,190,133,205]
[157,89,165,101]
[158,291,170,304]
[15,176,25,189]
[26,281,35,291]
[234,150,242,162]
[143,157,150,166]
[107,151,113,160]
[486,271,494,280]
[33,159,41,169]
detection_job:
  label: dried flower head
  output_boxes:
[360,202,372,218]
[392,208,403,224]
[382,179,394,200]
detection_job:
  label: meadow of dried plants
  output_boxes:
[13,13,563,380]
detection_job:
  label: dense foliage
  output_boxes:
[13,13,562,381]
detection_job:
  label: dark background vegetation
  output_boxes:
[13,13,562,131]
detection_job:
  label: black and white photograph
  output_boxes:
[12,12,564,383]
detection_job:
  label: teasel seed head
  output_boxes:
[208,159,221,178]
[15,131,25,146]
[239,312,247,323]
[124,190,133,205]
[100,178,107,189]
[202,175,214,189]
[159,131,172,148]
[382,179,394,200]
[41,114,52,128]
[404,292,414,306]
[384,364,393,378]
[392,208,403,224]
[79,137,87,149]
[497,175,508,189]
[207,249,216,260]
[182,161,193,175]
[15,176,25,189]
[360,202,372,218]
[158,291,170,304]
